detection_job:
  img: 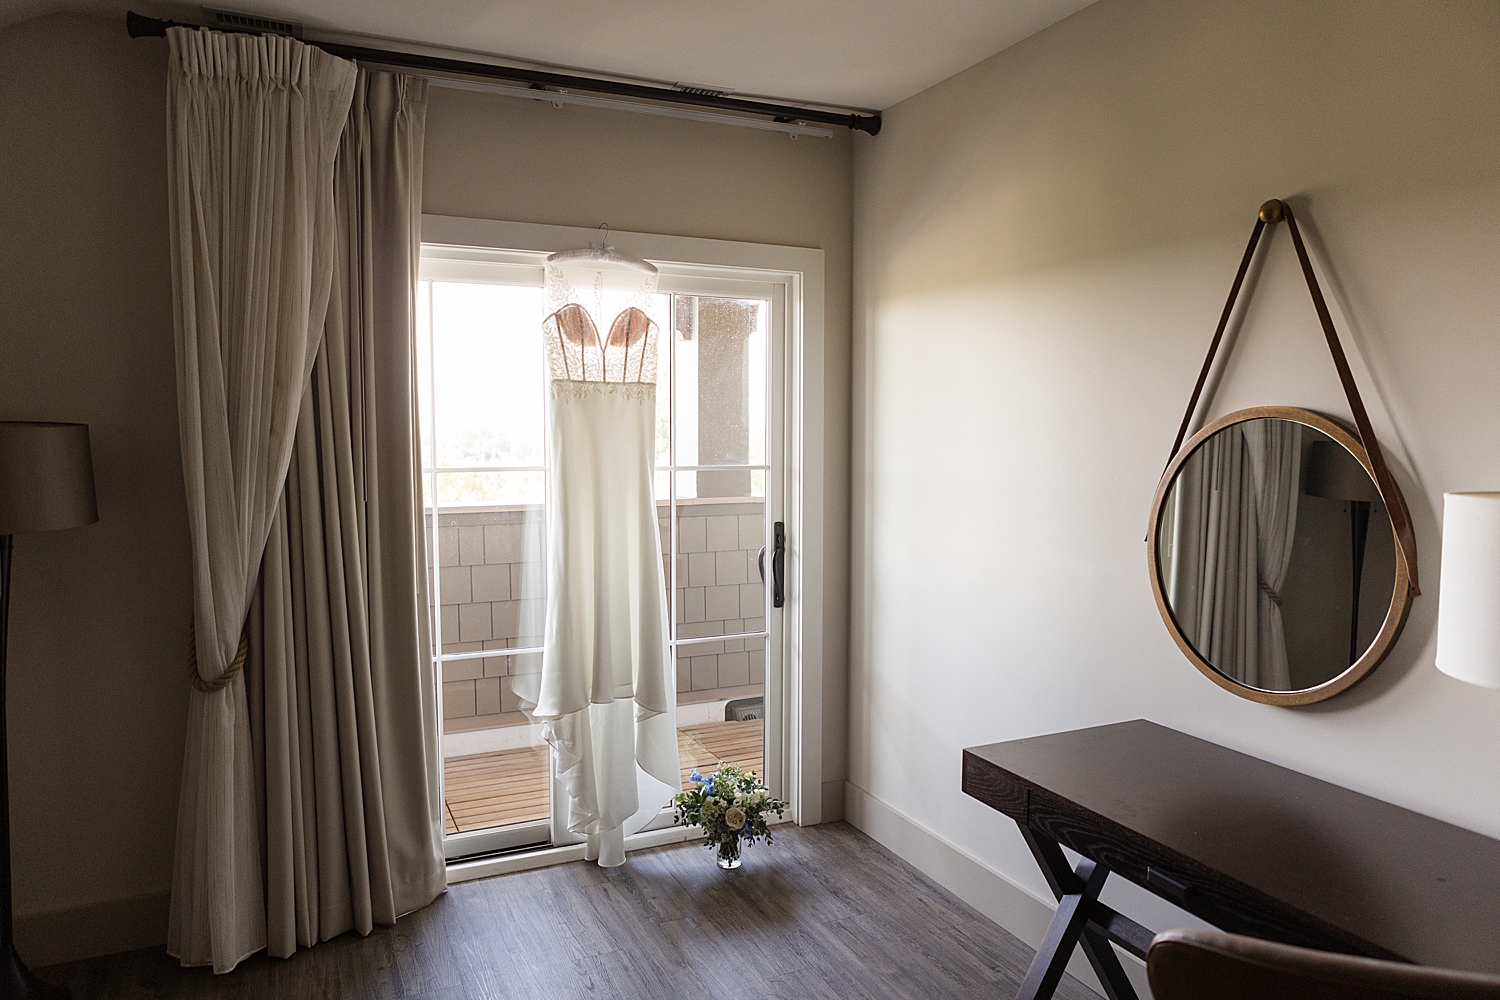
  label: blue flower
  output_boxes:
[689,769,703,784]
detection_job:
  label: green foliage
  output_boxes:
[673,763,787,858]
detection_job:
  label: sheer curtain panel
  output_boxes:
[164,26,357,972]
[247,69,445,959]
[1244,420,1302,689]
[1165,428,1258,682]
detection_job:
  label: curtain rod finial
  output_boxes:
[1259,199,1285,224]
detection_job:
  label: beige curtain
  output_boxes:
[245,69,445,960]
[165,27,357,972]
[1164,428,1258,680]
[1164,424,1303,690]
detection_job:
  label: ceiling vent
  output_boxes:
[673,83,734,98]
[202,7,304,38]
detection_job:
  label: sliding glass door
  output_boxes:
[418,247,785,860]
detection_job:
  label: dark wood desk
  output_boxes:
[963,720,1500,1000]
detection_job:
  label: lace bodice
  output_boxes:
[543,257,660,387]
[542,303,660,386]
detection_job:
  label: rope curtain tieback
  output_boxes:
[1258,575,1284,608]
[188,623,249,693]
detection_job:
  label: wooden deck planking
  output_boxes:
[677,720,765,789]
[445,744,551,829]
[443,720,765,833]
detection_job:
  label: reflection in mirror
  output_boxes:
[1156,418,1396,693]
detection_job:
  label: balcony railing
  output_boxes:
[426,496,768,835]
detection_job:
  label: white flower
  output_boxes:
[724,805,746,830]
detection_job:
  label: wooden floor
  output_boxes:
[41,823,1100,1000]
[445,720,765,834]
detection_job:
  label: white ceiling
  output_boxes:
[1,0,1096,110]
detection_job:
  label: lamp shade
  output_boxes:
[0,421,98,535]
[1435,492,1500,689]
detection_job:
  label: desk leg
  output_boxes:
[1016,826,1140,1000]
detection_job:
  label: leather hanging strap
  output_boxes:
[1167,216,1269,464]
[1165,199,1419,594]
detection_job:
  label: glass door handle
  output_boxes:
[772,521,786,609]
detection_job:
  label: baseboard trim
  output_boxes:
[20,890,170,969]
[843,781,1151,999]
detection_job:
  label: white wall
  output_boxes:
[0,11,852,965]
[849,0,1500,972]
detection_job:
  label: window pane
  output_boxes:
[417,279,434,474]
[650,295,673,467]
[657,503,672,610]
[672,295,767,497]
[435,470,544,507]
[748,305,767,466]
[432,499,546,656]
[678,644,768,791]
[429,281,546,468]
[673,501,766,643]
[676,468,766,500]
[676,642,766,702]
[423,506,437,657]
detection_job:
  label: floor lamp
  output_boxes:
[0,422,97,1000]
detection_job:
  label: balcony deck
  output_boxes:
[444,719,765,835]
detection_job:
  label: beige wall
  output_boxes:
[0,13,189,956]
[0,11,852,962]
[850,0,1500,961]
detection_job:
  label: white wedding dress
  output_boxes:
[512,264,679,867]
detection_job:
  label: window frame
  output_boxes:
[421,216,827,877]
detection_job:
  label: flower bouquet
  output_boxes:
[673,763,787,869]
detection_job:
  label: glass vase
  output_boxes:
[716,840,742,869]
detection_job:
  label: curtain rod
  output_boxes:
[425,77,835,139]
[125,11,882,136]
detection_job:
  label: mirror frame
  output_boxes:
[1146,405,1415,706]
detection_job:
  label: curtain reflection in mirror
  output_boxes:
[1160,421,1302,689]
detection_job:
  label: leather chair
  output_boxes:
[1146,928,1500,1000]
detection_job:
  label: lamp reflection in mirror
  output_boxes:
[1436,492,1500,689]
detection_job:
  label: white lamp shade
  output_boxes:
[1436,492,1500,689]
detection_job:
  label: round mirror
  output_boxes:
[1148,407,1414,705]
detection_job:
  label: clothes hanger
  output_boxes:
[546,223,659,275]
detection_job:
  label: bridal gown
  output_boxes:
[512,273,679,868]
